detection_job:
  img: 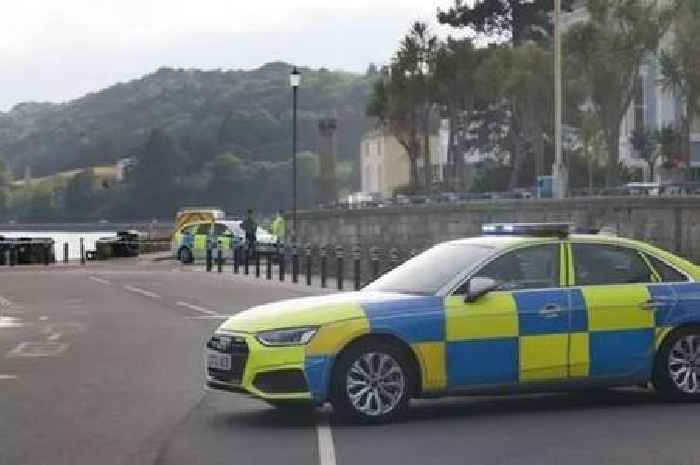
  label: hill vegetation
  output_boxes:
[0,62,372,221]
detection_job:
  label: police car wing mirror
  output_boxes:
[465,277,499,303]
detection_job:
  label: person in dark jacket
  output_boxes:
[240,209,257,254]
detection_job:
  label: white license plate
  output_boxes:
[207,352,232,371]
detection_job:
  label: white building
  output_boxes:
[562,0,700,180]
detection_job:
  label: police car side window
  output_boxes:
[644,254,689,283]
[472,244,560,291]
[213,223,228,236]
[195,223,211,235]
[572,243,654,286]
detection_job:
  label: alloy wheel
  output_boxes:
[346,352,405,417]
[668,335,700,394]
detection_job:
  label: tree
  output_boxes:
[659,0,700,172]
[629,126,659,182]
[64,168,100,219]
[434,37,483,190]
[438,0,572,45]
[475,44,554,188]
[129,128,186,218]
[576,108,603,193]
[367,33,426,191]
[657,124,680,169]
[0,161,12,219]
[565,0,674,186]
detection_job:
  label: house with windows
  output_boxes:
[360,128,443,197]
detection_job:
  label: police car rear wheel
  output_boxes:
[331,340,413,423]
[654,327,700,401]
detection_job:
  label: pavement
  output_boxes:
[1,257,699,465]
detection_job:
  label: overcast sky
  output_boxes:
[0,0,461,111]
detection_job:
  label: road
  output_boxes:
[1,259,699,465]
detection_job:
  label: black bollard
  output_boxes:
[305,244,312,286]
[206,247,213,272]
[352,244,361,290]
[389,248,399,270]
[292,244,299,284]
[80,238,85,265]
[336,245,344,291]
[370,246,380,280]
[266,252,272,280]
[255,251,260,278]
[43,244,50,266]
[233,246,240,274]
[9,246,16,267]
[243,245,249,275]
[64,242,69,263]
[320,245,327,288]
[217,247,223,273]
[279,246,286,282]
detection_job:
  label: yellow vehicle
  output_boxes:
[205,223,700,423]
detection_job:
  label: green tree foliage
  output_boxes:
[438,0,573,45]
[64,168,100,220]
[629,126,659,182]
[0,63,370,179]
[476,44,554,188]
[565,0,674,186]
[659,0,700,166]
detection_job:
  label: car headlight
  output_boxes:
[256,327,318,346]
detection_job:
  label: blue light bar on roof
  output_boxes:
[481,223,570,237]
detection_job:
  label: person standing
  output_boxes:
[241,209,258,255]
[271,210,287,245]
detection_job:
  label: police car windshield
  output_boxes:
[364,244,495,295]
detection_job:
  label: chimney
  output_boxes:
[318,118,338,204]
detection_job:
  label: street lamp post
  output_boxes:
[290,67,301,243]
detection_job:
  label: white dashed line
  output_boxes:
[316,409,337,465]
[124,285,162,300]
[0,375,17,380]
[39,316,48,321]
[47,332,62,341]
[89,276,112,285]
[175,301,220,316]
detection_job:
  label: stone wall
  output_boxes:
[295,197,700,263]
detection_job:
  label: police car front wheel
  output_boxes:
[331,340,413,423]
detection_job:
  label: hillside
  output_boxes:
[0,62,373,178]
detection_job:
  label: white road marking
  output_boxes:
[315,409,337,465]
[8,342,69,357]
[0,295,13,307]
[175,301,220,316]
[124,285,162,299]
[89,276,112,285]
[47,332,62,341]
[0,375,17,380]
[184,315,232,320]
[0,316,24,329]
[39,316,48,321]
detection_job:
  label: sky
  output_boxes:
[0,0,460,111]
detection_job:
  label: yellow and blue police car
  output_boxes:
[205,223,700,422]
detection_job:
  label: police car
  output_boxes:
[205,223,700,423]
[174,220,277,264]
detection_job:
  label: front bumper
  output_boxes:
[204,331,316,403]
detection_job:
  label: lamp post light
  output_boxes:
[290,67,301,243]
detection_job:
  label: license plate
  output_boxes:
[207,352,232,371]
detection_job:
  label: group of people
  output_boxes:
[240,209,287,252]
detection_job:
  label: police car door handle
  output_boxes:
[539,304,561,318]
[639,299,664,311]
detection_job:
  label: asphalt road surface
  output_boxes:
[1,259,699,465]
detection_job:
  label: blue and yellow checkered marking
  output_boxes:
[302,282,700,400]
